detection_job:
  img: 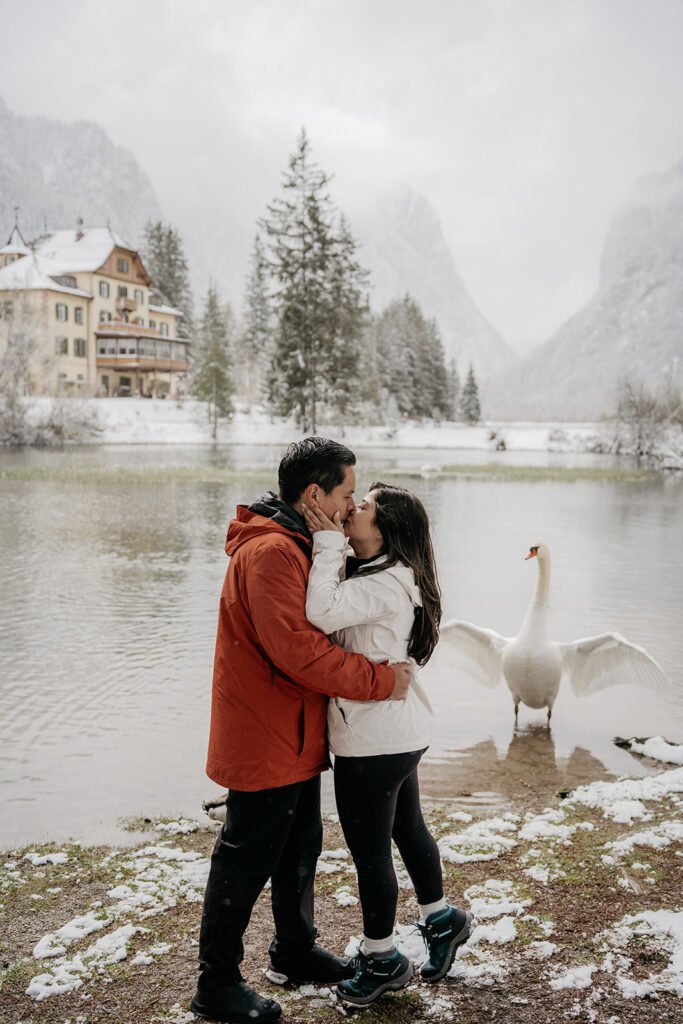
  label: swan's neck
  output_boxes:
[519,555,551,638]
[532,555,551,608]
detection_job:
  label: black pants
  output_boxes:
[198,774,322,986]
[334,749,443,940]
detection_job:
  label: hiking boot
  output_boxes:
[265,943,353,985]
[417,905,474,982]
[190,980,281,1023]
[336,948,414,1005]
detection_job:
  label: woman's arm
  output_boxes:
[305,531,396,633]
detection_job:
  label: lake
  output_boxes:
[1,444,681,849]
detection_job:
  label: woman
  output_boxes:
[302,482,473,1006]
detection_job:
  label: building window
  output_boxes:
[75,338,87,357]
[74,306,84,324]
[118,285,128,298]
[134,289,144,304]
[55,336,68,355]
[56,303,68,321]
[101,374,109,394]
[149,318,156,329]
[5,255,16,265]
[117,257,129,273]
[98,339,116,356]
[159,322,169,337]
[57,373,67,393]
[100,310,112,322]
[99,280,110,298]
[0,300,13,319]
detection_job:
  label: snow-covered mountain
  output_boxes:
[0,98,161,246]
[486,161,683,420]
[356,187,516,377]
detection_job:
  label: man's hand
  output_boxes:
[389,662,411,700]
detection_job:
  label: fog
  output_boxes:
[1,0,682,351]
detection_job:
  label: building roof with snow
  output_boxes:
[0,253,92,297]
[33,226,141,274]
[0,224,30,257]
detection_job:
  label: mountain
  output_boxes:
[486,161,683,420]
[0,98,161,246]
[356,187,516,377]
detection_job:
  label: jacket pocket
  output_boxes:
[298,702,305,755]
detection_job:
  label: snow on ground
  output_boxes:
[564,767,683,822]
[41,395,604,451]
[25,841,209,1000]
[438,816,519,863]
[16,765,682,1005]
[625,736,683,765]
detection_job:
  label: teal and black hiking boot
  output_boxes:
[417,904,474,982]
[336,947,414,1005]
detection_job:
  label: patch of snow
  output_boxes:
[469,916,517,945]
[464,879,532,919]
[319,848,349,860]
[447,811,473,823]
[564,767,683,821]
[526,941,557,959]
[600,910,683,998]
[24,852,68,866]
[549,963,597,990]
[438,817,518,863]
[607,820,683,855]
[626,737,683,765]
[333,886,358,907]
[154,820,199,835]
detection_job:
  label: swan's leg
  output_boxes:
[546,706,552,727]
[514,700,520,724]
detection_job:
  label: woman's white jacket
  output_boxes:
[305,531,434,757]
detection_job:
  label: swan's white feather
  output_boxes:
[437,619,510,689]
[557,632,673,698]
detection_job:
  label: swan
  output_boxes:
[439,543,671,724]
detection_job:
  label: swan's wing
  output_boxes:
[557,633,673,698]
[436,619,510,689]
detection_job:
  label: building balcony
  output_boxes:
[96,355,188,372]
[116,297,138,313]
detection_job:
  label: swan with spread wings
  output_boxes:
[439,544,671,724]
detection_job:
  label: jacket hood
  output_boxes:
[360,555,423,608]
[225,491,311,557]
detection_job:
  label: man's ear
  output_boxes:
[303,483,320,507]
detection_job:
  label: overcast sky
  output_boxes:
[1,0,682,352]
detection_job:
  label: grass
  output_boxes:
[0,462,654,486]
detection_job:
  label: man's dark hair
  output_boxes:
[278,437,356,505]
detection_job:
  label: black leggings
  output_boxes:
[333,749,443,940]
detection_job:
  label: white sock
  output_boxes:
[418,897,448,923]
[361,934,396,956]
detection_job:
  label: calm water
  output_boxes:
[1,445,682,849]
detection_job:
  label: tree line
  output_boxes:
[144,130,482,433]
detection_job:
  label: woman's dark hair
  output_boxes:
[278,437,356,505]
[350,482,441,666]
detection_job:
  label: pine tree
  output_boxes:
[460,364,481,424]
[259,129,367,431]
[447,359,460,420]
[141,221,194,337]
[191,283,234,438]
[373,295,451,420]
[240,234,272,401]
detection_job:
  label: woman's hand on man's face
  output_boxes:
[301,502,345,535]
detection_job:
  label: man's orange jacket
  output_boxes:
[206,504,395,790]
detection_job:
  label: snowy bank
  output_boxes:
[30,396,605,452]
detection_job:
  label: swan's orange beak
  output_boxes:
[525,548,537,560]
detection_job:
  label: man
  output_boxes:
[191,437,411,1024]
